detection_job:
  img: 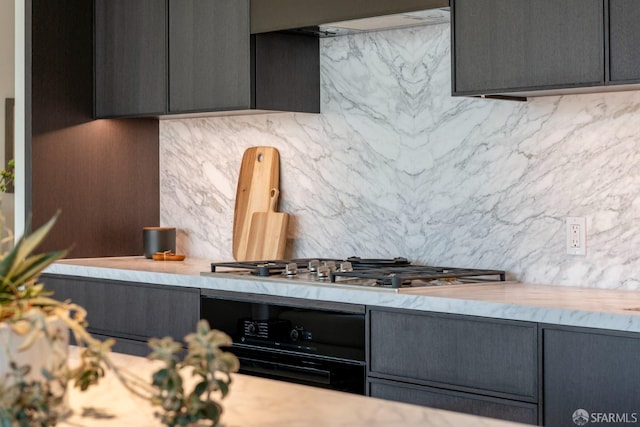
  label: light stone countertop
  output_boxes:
[45,256,640,333]
[61,349,528,427]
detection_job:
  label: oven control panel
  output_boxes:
[241,319,290,340]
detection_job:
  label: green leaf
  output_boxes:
[3,213,59,278]
[202,401,222,424]
[16,213,60,262]
[193,380,208,396]
[10,250,68,288]
[152,368,170,387]
[0,212,67,298]
[216,379,230,398]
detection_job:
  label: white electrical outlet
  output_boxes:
[566,217,586,256]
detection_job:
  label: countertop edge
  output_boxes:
[44,258,640,334]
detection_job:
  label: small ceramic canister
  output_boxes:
[143,227,176,258]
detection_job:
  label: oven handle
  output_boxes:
[238,356,332,385]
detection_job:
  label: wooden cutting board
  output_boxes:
[233,146,280,260]
[245,188,289,261]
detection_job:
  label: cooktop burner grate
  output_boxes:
[210,259,338,277]
[210,258,506,288]
[329,266,506,288]
[210,257,412,277]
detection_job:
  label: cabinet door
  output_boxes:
[41,275,199,343]
[369,309,538,401]
[254,32,320,113]
[608,0,640,84]
[95,0,167,117]
[369,379,538,425]
[543,327,640,426]
[169,0,251,113]
[452,0,604,95]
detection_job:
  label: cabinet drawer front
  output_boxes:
[89,332,152,358]
[43,275,199,341]
[370,379,538,425]
[544,328,640,425]
[369,310,537,399]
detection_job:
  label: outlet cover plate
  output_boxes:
[566,217,586,256]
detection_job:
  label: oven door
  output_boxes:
[231,344,366,394]
[200,293,366,394]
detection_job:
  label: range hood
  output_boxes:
[251,0,450,34]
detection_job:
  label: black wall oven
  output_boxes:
[200,290,366,395]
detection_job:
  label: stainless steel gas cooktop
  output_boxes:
[201,257,508,292]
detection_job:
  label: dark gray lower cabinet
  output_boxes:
[369,379,538,424]
[41,274,200,356]
[89,332,153,357]
[368,308,539,424]
[543,326,640,427]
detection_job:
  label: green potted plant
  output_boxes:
[147,321,240,426]
[0,159,14,193]
[0,213,239,426]
[0,214,116,425]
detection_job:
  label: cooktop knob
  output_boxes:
[308,259,320,273]
[339,261,353,272]
[285,262,298,276]
[317,264,330,278]
[323,260,337,272]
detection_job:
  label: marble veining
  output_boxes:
[160,24,640,290]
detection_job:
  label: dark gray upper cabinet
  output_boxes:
[94,0,167,117]
[608,0,640,84]
[452,0,604,97]
[169,0,250,113]
[95,0,319,118]
[253,32,320,112]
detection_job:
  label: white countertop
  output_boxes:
[45,256,640,333]
[61,349,527,427]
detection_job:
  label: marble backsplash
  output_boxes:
[160,23,640,290]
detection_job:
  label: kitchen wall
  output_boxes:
[30,0,159,257]
[160,23,640,290]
